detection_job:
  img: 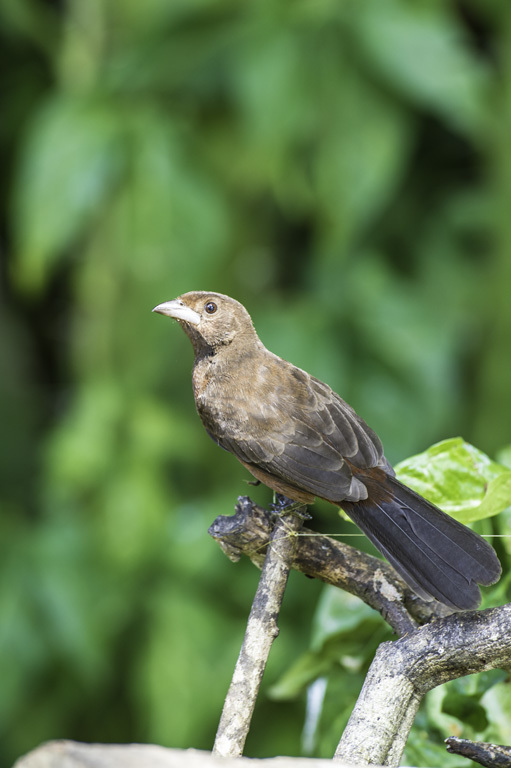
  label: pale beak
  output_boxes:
[152,299,201,326]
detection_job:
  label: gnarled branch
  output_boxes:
[210,497,511,767]
[334,605,511,766]
[209,496,451,636]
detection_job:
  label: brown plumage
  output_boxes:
[153,291,501,609]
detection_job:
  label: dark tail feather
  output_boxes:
[343,475,502,610]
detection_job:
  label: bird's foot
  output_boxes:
[271,493,311,520]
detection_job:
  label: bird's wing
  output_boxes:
[219,368,390,503]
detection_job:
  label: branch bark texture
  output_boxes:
[445,737,511,768]
[212,510,304,758]
[209,497,451,636]
[334,604,511,766]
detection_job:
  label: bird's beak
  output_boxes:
[152,300,201,326]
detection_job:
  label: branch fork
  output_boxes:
[209,496,511,766]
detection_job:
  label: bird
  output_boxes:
[152,291,501,609]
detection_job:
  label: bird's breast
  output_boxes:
[192,353,286,439]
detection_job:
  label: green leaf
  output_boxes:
[482,676,511,744]
[395,437,511,523]
[268,653,331,701]
[404,723,467,768]
[496,444,511,470]
[12,95,124,291]
[442,693,489,731]
[269,587,390,701]
[313,65,412,249]
[310,585,384,652]
[470,670,508,698]
[102,107,230,288]
[353,0,490,137]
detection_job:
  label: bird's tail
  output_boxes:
[342,475,501,610]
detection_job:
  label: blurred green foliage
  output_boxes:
[1,0,511,766]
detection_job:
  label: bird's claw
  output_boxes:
[271,493,311,520]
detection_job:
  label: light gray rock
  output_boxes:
[13,741,367,768]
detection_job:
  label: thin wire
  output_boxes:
[291,531,511,540]
[259,530,511,558]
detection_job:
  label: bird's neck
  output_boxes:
[180,324,215,359]
[191,333,267,396]
[191,327,263,363]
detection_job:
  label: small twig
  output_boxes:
[212,508,304,758]
[208,496,451,636]
[445,737,511,768]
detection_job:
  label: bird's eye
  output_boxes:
[205,301,217,315]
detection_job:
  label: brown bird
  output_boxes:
[153,291,501,609]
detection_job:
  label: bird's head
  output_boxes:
[152,291,258,355]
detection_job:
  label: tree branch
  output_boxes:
[208,496,451,637]
[334,605,511,766]
[212,508,304,758]
[445,737,511,768]
[210,497,511,767]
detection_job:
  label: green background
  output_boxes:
[1,1,511,766]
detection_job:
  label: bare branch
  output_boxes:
[210,497,511,767]
[208,496,451,636]
[445,737,511,768]
[212,508,304,758]
[334,605,511,767]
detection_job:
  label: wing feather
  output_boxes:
[216,367,386,501]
